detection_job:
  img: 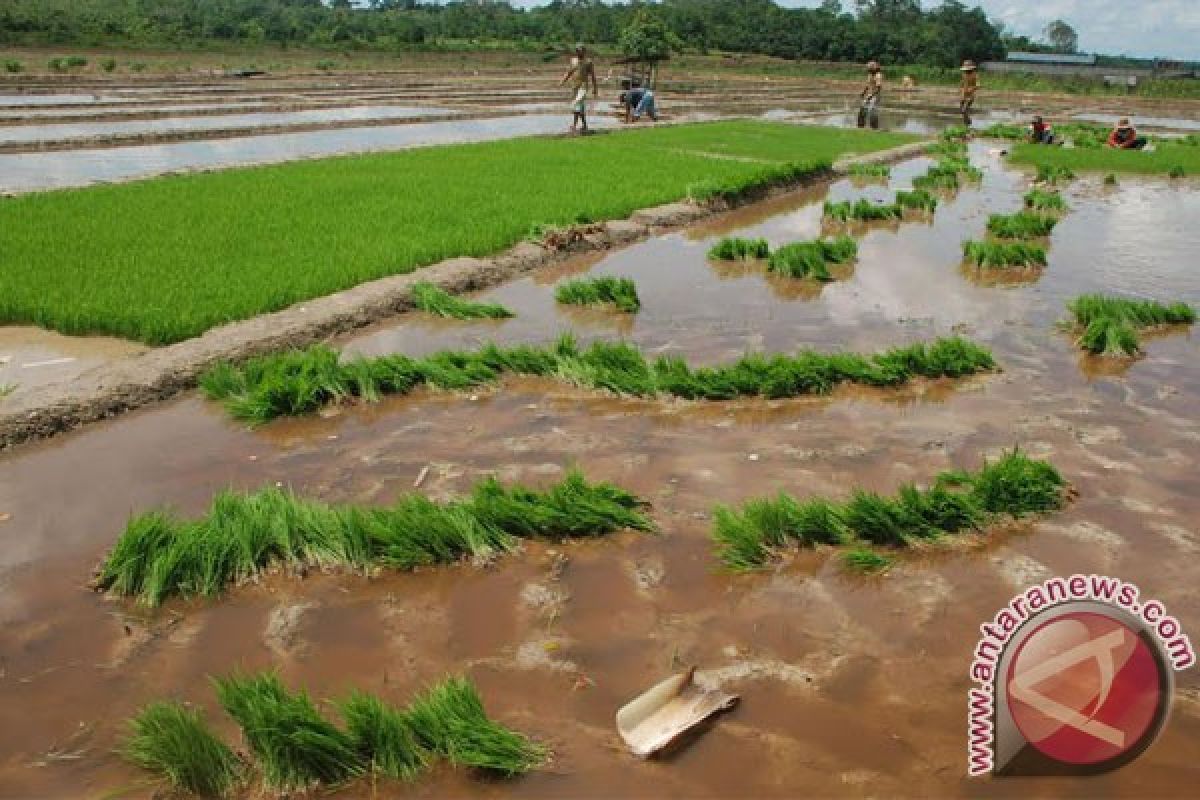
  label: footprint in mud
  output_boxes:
[263,600,314,659]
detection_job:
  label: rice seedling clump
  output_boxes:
[841,548,895,575]
[555,276,641,313]
[215,672,363,792]
[708,237,770,261]
[97,469,653,605]
[823,198,902,222]
[1036,164,1076,184]
[339,692,428,781]
[712,450,1066,570]
[124,674,544,793]
[896,189,938,213]
[986,211,1059,240]
[1066,294,1196,357]
[121,702,242,797]
[766,236,858,280]
[963,240,1048,269]
[1024,188,1067,213]
[404,677,546,775]
[847,162,891,179]
[199,334,996,424]
[411,282,513,320]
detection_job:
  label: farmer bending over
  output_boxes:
[621,79,658,123]
[858,61,883,129]
[1107,118,1148,150]
[959,60,979,126]
[562,44,598,134]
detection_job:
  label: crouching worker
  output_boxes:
[1107,118,1148,150]
[1029,115,1055,144]
[620,81,658,123]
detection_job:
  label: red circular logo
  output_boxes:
[1006,612,1165,766]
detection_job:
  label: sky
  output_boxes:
[502,1,1199,61]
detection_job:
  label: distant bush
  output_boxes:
[316,59,337,71]
[2,59,22,73]
[101,58,117,73]
[129,61,148,72]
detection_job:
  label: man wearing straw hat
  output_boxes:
[561,43,598,135]
[858,60,883,129]
[959,60,979,126]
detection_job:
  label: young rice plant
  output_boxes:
[963,240,1048,269]
[986,211,1059,240]
[411,282,513,320]
[1066,294,1196,357]
[198,334,997,424]
[766,236,857,280]
[707,237,770,261]
[555,276,641,313]
[121,702,242,797]
[823,198,902,222]
[712,450,1066,570]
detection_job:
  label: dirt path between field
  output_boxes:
[0,139,929,451]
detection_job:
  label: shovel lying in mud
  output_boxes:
[616,667,739,757]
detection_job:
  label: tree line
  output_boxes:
[0,0,1033,68]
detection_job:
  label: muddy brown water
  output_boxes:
[1,145,1198,797]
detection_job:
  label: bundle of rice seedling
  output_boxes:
[766,236,857,280]
[1036,164,1075,184]
[121,702,242,797]
[847,162,891,179]
[1169,165,1186,178]
[840,547,895,574]
[404,677,546,775]
[986,211,1059,240]
[215,672,363,792]
[1066,294,1196,357]
[981,123,1025,140]
[963,240,1048,268]
[895,189,938,213]
[201,335,997,424]
[98,470,653,605]
[823,198,902,222]
[707,237,770,261]
[941,125,970,142]
[339,692,429,781]
[711,450,1065,570]
[1024,188,1067,213]
[555,276,641,313]
[411,282,513,320]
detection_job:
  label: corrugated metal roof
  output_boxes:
[1007,52,1097,66]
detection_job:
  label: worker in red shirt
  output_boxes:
[1107,118,1148,150]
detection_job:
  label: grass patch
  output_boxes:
[1012,141,1200,177]
[555,276,641,313]
[912,157,981,191]
[847,162,891,179]
[199,334,996,424]
[712,450,1065,570]
[404,676,546,776]
[215,672,363,792]
[895,189,938,213]
[411,282,513,320]
[766,236,857,281]
[121,702,242,797]
[823,198,902,222]
[97,469,653,606]
[0,122,912,344]
[963,241,1048,269]
[986,211,1059,240]
[1024,188,1067,213]
[1066,294,1196,357]
[1036,164,1076,185]
[0,383,15,399]
[707,237,770,261]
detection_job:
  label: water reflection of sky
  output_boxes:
[0,113,617,193]
[0,105,455,144]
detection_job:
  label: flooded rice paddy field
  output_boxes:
[1,142,1198,797]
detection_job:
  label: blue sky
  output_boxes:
[502,1,1198,60]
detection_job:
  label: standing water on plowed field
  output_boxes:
[0,142,1198,797]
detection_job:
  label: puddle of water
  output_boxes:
[0,327,146,397]
[0,145,1198,797]
[0,105,457,145]
[0,113,619,193]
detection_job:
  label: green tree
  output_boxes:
[618,9,682,62]
[1044,19,1079,54]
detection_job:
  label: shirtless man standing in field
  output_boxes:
[561,44,598,134]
